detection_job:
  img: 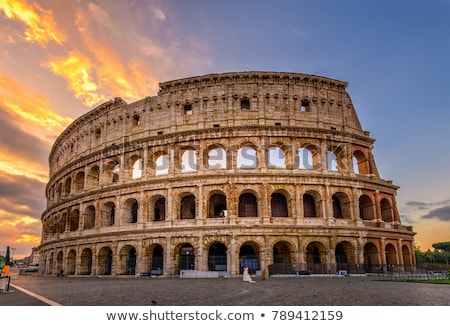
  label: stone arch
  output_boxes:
[102,201,116,226]
[84,205,96,229]
[48,251,55,274]
[130,155,143,179]
[402,244,413,271]
[363,242,380,272]
[271,191,289,217]
[180,193,196,219]
[238,191,258,217]
[123,198,139,223]
[208,191,227,218]
[305,241,327,273]
[118,245,137,275]
[143,244,164,274]
[352,150,370,174]
[154,151,169,175]
[58,213,67,233]
[87,165,100,188]
[56,250,63,273]
[332,192,352,219]
[237,142,258,169]
[104,157,120,183]
[380,198,394,222]
[180,146,197,173]
[176,243,195,272]
[74,171,85,192]
[268,143,287,168]
[150,195,166,221]
[205,144,227,170]
[98,246,113,275]
[359,194,375,220]
[69,209,80,231]
[67,249,76,275]
[208,241,227,271]
[79,248,93,275]
[385,243,398,270]
[335,241,356,271]
[239,241,260,273]
[64,177,72,196]
[298,143,321,169]
[270,240,295,274]
[303,190,322,218]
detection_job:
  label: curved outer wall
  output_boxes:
[39,72,416,277]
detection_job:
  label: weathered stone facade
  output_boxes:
[39,71,416,277]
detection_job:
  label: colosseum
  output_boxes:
[38,71,416,277]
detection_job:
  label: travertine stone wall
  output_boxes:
[39,72,416,277]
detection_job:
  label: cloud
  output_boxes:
[421,206,450,222]
[0,0,66,45]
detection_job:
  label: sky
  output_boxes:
[0,0,449,259]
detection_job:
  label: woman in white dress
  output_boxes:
[242,265,255,283]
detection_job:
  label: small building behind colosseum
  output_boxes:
[38,71,416,277]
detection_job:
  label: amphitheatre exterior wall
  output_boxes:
[39,72,416,277]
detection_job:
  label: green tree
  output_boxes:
[432,241,450,264]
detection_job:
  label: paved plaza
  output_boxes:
[1,270,449,306]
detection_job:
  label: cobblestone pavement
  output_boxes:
[3,272,450,306]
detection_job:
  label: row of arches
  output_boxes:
[40,238,415,277]
[43,189,397,236]
[47,142,374,204]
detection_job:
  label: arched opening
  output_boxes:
[335,242,356,272]
[180,194,196,219]
[179,244,195,271]
[48,252,54,274]
[79,248,93,275]
[87,165,100,187]
[131,157,143,179]
[385,243,397,271]
[69,209,80,231]
[327,151,338,171]
[299,147,314,170]
[102,201,116,226]
[359,195,374,220]
[271,192,288,217]
[238,193,258,217]
[270,241,294,274]
[74,171,85,192]
[402,245,413,272]
[98,247,113,275]
[67,250,76,275]
[353,150,370,174]
[56,251,63,273]
[332,192,352,219]
[239,243,259,274]
[154,197,166,221]
[303,193,317,217]
[363,242,380,272]
[380,198,393,222]
[209,193,227,217]
[306,242,326,273]
[237,146,257,169]
[181,149,197,172]
[119,246,137,275]
[208,242,227,271]
[64,177,72,196]
[151,245,164,274]
[208,147,227,170]
[123,198,138,223]
[58,213,66,233]
[155,154,169,175]
[84,205,96,229]
[268,146,286,168]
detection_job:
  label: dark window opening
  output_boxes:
[303,194,316,217]
[241,99,250,110]
[239,193,258,217]
[271,193,288,217]
[157,131,163,135]
[184,104,193,115]
[300,100,310,112]
[275,122,281,126]
[133,114,140,126]
[332,195,343,218]
[131,202,138,223]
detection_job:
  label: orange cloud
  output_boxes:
[0,0,66,45]
[0,74,73,136]
[47,51,107,107]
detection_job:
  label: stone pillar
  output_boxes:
[379,238,386,272]
[397,239,404,272]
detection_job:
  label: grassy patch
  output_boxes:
[399,279,450,284]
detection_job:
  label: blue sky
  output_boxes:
[0,0,449,257]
